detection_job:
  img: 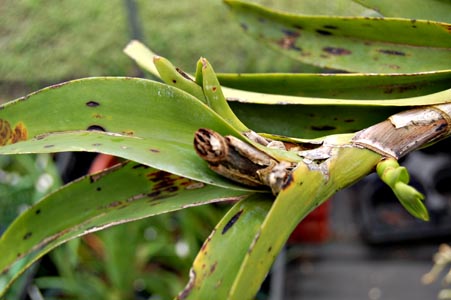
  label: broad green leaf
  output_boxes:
[178,194,272,300]
[0,77,248,188]
[231,102,398,138]
[122,41,451,138]
[252,0,382,17]
[355,0,451,23]
[225,0,451,73]
[229,146,382,299]
[225,86,451,106]
[218,71,451,100]
[0,161,253,297]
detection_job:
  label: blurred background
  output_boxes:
[1,1,451,299]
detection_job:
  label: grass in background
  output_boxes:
[0,0,312,101]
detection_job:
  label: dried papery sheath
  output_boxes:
[352,104,451,159]
[194,128,291,194]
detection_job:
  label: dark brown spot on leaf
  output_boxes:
[44,144,55,148]
[23,232,32,240]
[122,130,134,136]
[441,24,451,32]
[86,101,100,107]
[35,209,41,215]
[222,209,244,234]
[176,68,193,81]
[172,79,177,84]
[148,191,161,198]
[344,119,355,123]
[210,261,218,275]
[278,29,301,50]
[311,125,337,131]
[281,173,294,190]
[150,148,160,153]
[164,186,178,193]
[316,29,333,36]
[324,25,338,30]
[132,164,150,169]
[282,29,300,37]
[87,125,106,132]
[322,47,351,56]
[96,187,102,191]
[378,49,406,56]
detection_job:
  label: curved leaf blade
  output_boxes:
[231,102,401,138]
[0,161,252,296]
[255,0,382,17]
[229,147,382,299]
[355,0,451,23]
[178,194,272,300]
[0,77,247,188]
[218,71,451,100]
[225,0,451,73]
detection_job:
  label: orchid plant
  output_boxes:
[0,1,450,299]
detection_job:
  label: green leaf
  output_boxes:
[218,71,451,100]
[225,87,451,138]
[230,102,399,138]
[178,194,272,299]
[0,77,248,188]
[225,0,451,73]
[122,41,451,138]
[354,0,451,23]
[0,161,252,297]
[254,0,382,17]
[201,58,249,132]
[229,146,382,299]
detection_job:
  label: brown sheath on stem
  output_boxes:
[352,103,451,159]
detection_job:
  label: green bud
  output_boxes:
[377,158,429,221]
[393,182,428,221]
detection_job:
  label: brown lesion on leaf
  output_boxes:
[277,29,301,51]
[378,49,406,56]
[441,24,451,32]
[177,270,196,300]
[311,125,337,131]
[23,232,32,240]
[0,120,28,145]
[146,170,200,201]
[222,209,244,234]
[316,29,333,36]
[121,130,134,136]
[92,113,105,119]
[322,47,351,56]
[86,100,100,107]
[0,119,12,145]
